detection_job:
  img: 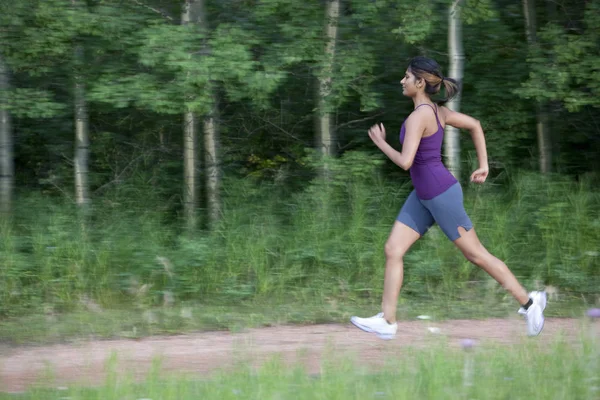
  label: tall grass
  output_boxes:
[7,335,599,399]
[0,152,598,318]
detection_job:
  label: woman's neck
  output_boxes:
[412,93,434,108]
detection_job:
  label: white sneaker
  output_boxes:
[350,312,398,340]
[518,291,547,336]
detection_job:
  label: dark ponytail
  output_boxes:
[408,56,461,105]
[440,76,460,105]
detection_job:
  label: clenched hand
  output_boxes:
[470,167,489,184]
[368,123,386,144]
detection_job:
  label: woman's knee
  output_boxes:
[384,240,407,261]
[463,248,489,266]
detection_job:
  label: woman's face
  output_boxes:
[400,69,421,97]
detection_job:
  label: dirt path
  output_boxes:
[0,317,589,393]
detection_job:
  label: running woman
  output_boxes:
[350,56,546,340]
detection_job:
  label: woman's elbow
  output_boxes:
[399,160,412,170]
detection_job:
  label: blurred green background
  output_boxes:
[0,0,598,343]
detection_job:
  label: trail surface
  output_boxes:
[0,317,587,393]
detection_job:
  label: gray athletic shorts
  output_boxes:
[397,182,473,241]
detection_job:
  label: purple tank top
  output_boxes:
[399,104,457,200]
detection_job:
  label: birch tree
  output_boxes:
[181,0,220,230]
[99,0,281,230]
[0,52,12,216]
[523,0,551,174]
[203,110,220,228]
[0,1,66,215]
[317,0,340,158]
[182,108,197,230]
[181,0,200,231]
[72,0,90,211]
[445,0,464,180]
[196,0,221,229]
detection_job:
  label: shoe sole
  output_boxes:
[350,318,395,340]
[529,317,545,337]
[529,291,547,337]
[350,317,374,333]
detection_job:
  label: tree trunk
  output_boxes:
[71,0,90,212]
[316,0,340,158]
[203,109,220,227]
[183,109,197,230]
[523,0,552,174]
[181,0,220,230]
[444,0,464,180]
[536,105,551,173]
[196,0,221,229]
[182,0,198,231]
[73,53,90,210]
[0,51,13,216]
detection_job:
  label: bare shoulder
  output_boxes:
[406,105,436,126]
[438,106,481,130]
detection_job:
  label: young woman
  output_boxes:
[350,56,546,340]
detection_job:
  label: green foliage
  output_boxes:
[8,88,66,118]
[329,42,380,112]
[458,2,533,170]
[519,1,600,111]
[209,24,285,107]
[392,1,437,44]
[89,9,286,114]
[462,0,497,24]
[0,0,599,326]
[0,154,598,318]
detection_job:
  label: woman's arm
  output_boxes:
[442,107,489,183]
[368,109,428,171]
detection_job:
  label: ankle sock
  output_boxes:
[522,298,533,310]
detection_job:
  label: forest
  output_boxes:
[0,0,598,323]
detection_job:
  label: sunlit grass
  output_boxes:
[0,162,598,343]
[3,333,598,399]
